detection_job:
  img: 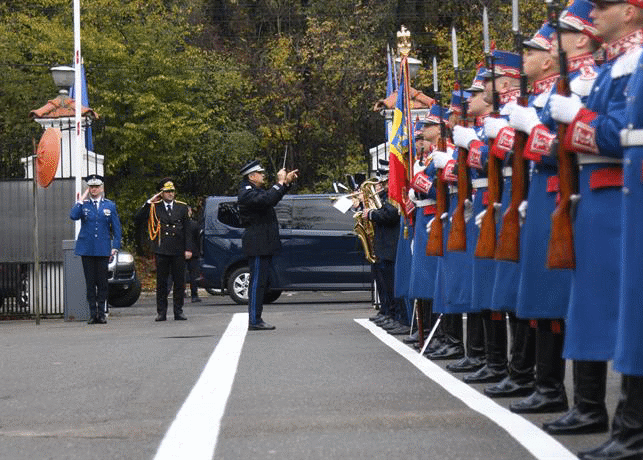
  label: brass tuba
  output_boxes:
[353,178,386,263]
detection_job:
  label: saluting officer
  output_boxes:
[70,174,122,324]
[138,178,194,322]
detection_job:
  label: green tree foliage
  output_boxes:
[0,0,552,247]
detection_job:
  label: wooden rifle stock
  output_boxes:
[474,151,500,258]
[495,95,529,262]
[446,142,471,252]
[547,77,577,269]
[426,138,448,257]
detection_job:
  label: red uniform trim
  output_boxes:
[546,176,560,193]
[566,108,599,155]
[491,126,515,160]
[424,205,437,215]
[467,140,485,169]
[524,124,555,162]
[443,159,458,183]
[589,167,623,190]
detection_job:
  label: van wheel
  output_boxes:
[227,267,250,304]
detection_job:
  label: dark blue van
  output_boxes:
[199,194,371,304]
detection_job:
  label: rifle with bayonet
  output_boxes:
[495,0,529,262]
[475,7,503,259]
[546,0,577,269]
[426,86,449,257]
[447,26,472,252]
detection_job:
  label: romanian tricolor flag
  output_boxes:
[388,58,411,216]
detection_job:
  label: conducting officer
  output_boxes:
[70,174,122,324]
[137,178,194,321]
[238,160,298,330]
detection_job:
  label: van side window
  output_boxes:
[275,201,293,229]
[218,202,243,228]
[292,198,354,231]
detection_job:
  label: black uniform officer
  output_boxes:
[238,160,298,330]
[137,178,194,321]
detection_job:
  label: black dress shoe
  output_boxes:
[174,313,188,320]
[191,296,201,303]
[95,316,107,324]
[87,317,98,324]
[509,389,569,414]
[374,316,393,325]
[249,321,276,331]
[577,437,643,460]
[484,375,535,398]
[542,405,609,435]
[382,320,403,331]
[463,365,508,384]
[447,356,486,373]
[155,315,167,322]
[388,325,411,335]
[426,343,465,361]
[369,313,386,322]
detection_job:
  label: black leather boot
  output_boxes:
[464,311,508,384]
[449,313,486,372]
[486,316,535,397]
[578,375,643,459]
[543,360,608,435]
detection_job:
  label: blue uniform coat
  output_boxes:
[70,198,122,257]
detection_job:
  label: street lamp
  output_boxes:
[50,66,75,95]
[395,56,422,82]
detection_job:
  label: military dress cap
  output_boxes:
[448,89,471,115]
[84,174,104,186]
[523,22,556,51]
[240,159,265,176]
[423,104,448,125]
[481,50,521,79]
[466,66,487,92]
[158,177,176,191]
[558,0,600,42]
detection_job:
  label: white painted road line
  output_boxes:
[154,313,249,460]
[355,318,578,460]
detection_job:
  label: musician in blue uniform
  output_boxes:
[70,174,122,324]
[549,2,643,457]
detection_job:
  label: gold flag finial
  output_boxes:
[397,26,412,57]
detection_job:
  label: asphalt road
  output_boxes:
[0,290,622,460]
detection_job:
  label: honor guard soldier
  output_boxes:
[449,65,493,373]
[70,174,122,324]
[138,178,194,321]
[549,4,643,456]
[238,160,298,330]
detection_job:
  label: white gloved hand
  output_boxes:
[408,188,417,203]
[484,117,509,138]
[518,200,528,227]
[453,125,480,149]
[464,199,473,223]
[510,106,541,134]
[440,212,448,222]
[426,218,434,236]
[550,93,583,124]
[493,202,503,224]
[432,150,452,169]
[500,101,519,117]
[475,209,486,228]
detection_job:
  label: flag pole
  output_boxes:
[73,0,82,237]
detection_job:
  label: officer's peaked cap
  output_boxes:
[84,174,104,186]
[240,160,265,176]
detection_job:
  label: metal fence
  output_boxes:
[0,178,74,318]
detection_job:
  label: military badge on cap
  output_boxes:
[84,174,104,186]
[158,177,176,191]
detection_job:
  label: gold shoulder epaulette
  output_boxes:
[175,200,188,205]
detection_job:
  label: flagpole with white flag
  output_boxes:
[73,0,82,236]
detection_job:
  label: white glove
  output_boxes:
[476,202,502,227]
[550,94,583,124]
[518,200,528,227]
[432,150,452,169]
[500,101,519,117]
[475,209,486,228]
[453,126,480,149]
[464,199,473,223]
[510,106,541,134]
[408,188,417,204]
[426,218,434,236]
[484,117,509,139]
[440,212,448,221]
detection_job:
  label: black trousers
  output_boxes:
[155,253,185,317]
[248,255,271,325]
[81,255,109,320]
[373,260,397,319]
[186,256,200,297]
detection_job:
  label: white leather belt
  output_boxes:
[577,153,622,165]
[621,128,643,147]
[503,166,512,177]
[448,185,458,194]
[472,178,488,188]
[415,199,436,207]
